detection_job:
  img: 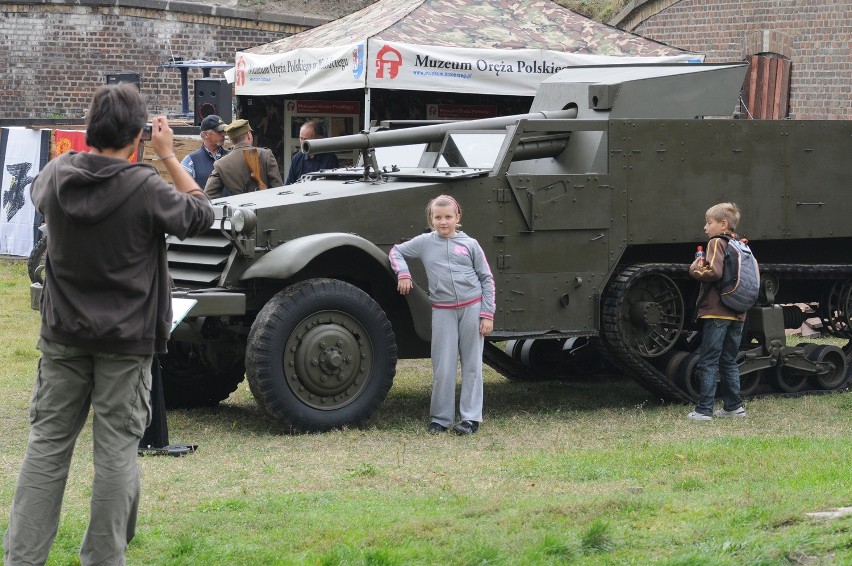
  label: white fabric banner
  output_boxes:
[368,41,703,95]
[233,40,702,96]
[0,127,48,257]
[234,45,364,96]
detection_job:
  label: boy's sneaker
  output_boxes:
[427,422,448,434]
[687,411,712,421]
[714,407,746,418]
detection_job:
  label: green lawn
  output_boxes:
[2,259,851,565]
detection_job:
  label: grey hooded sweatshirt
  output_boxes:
[31,151,213,355]
[389,230,495,319]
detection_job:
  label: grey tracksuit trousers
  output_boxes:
[430,304,484,427]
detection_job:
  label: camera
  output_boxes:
[141,124,152,141]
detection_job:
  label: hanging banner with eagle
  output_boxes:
[0,127,50,257]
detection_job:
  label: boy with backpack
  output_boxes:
[687,202,758,421]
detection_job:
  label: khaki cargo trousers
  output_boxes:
[4,338,152,566]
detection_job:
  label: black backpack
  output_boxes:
[713,234,760,313]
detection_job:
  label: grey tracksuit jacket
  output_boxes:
[389,230,495,319]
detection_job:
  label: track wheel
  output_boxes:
[773,366,808,393]
[245,279,396,432]
[808,345,848,390]
[738,369,762,397]
[617,272,684,357]
[671,351,701,400]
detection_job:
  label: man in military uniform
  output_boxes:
[204,119,283,199]
[181,114,229,189]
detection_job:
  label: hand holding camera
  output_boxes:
[146,116,176,160]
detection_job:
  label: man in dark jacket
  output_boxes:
[204,119,283,198]
[180,114,229,189]
[3,84,213,566]
[285,119,340,185]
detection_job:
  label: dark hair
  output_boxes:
[303,119,327,138]
[85,84,148,150]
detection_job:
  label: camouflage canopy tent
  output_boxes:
[230,0,700,124]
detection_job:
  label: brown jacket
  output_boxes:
[32,151,214,355]
[204,143,283,198]
[689,235,746,322]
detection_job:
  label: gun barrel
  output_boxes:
[302,108,578,155]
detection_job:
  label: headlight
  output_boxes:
[232,207,257,235]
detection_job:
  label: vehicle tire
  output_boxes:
[673,351,702,400]
[160,340,245,408]
[245,279,397,432]
[27,235,48,284]
[738,369,762,397]
[807,344,848,390]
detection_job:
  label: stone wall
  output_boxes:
[0,0,326,119]
[612,0,851,119]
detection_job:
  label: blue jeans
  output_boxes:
[695,318,744,416]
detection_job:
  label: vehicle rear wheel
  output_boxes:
[245,279,396,432]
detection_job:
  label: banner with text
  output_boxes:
[234,45,363,96]
[233,40,701,96]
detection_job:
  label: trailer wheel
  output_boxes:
[246,279,396,432]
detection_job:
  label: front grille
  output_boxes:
[167,230,233,289]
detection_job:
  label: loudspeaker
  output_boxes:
[106,72,140,90]
[194,78,232,126]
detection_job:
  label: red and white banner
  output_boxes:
[232,41,701,97]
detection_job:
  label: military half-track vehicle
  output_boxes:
[161,63,852,431]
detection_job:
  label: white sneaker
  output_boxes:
[714,407,746,418]
[687,411,712,421]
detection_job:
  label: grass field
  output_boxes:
[2,258,852,565]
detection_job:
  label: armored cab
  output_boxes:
[159,63,852,431]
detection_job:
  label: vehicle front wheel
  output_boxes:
[245,279,397,432]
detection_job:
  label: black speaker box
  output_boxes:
[106,72,140,90]
[194,78,232,126]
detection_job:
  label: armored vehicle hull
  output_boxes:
[159,64,851,430]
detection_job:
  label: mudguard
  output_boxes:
[240,232,432,341]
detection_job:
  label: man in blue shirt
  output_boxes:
[181,114,229,189]
[285,119,340,184]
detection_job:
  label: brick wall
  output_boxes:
[614,0,851,120]
[0,0,325,119]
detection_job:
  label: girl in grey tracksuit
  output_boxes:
[390,195,495,434]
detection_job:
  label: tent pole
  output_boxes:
[364,87,371,130]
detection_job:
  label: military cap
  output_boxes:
[225,119,252,140]
[200,114,227,132]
